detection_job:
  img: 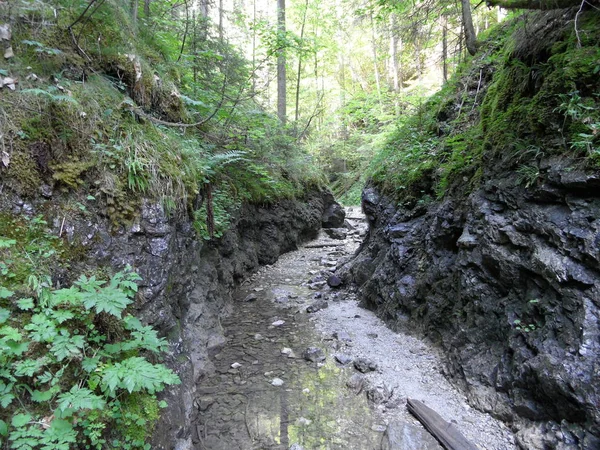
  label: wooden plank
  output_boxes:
[407,398,479,450]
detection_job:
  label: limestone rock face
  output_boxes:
[342,164,600,448]
[1,189,340,449]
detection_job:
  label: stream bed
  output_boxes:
[191,209,515,450]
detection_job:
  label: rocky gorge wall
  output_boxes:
[1,189,344,449]
[342,162,600,449]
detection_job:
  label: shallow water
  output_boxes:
[192,261,384,449]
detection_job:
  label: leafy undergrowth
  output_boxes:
[0,0,325,238]
[1,231,179,449]
[367,9,600,206]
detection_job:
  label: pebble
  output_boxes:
[231,362,242,369]
[271,320,285,327]
[271,378,284,386]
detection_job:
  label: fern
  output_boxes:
[21,88,78,104]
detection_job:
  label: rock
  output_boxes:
[354,357,378,373]
[289,444,305,450]
[334,353,353,365]
[324,228,347,240]
[295,417,312,426]
[302,347,326,362]
[230,362,242,369]
[254,333,264,340]
[306,299,328,313]
[40,184,53,199]
[322,202,346,228]
[271,320,285,327]
[271,378,284,386]
[327,275,343,288]
[281,347,296,358]
[242,293,258,302]
[381,421,443,450]
[197,397,215,411]
[457,227,478,249]
[321,259,337,267]
[346,373,365,394]
[367,333,378,339]
[333,331,352,342]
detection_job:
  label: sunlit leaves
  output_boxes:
[57,385,106,414]
[101,357,180,396]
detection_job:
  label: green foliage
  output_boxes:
[0,262,179,449]
[365,9,600,205]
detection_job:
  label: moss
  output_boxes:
[4,149,44,196]
[51,158,94,189]
[115,393,161,444]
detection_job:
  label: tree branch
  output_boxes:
[486,0,583,9]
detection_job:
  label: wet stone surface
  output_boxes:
[192,208,514,449]
[192,209,379,449]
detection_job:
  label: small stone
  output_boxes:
[327,275,343,288]
[40,184,53,199]
[302,388,310,394]
[295,417,312,426]
[306,299,328,313]
[197,397,215,411]
[271,378,284,386]
[302,347,325,362]
[346,373,365,394]
[367,333,378,339]
[281,347,293,356]
[272,320,285,327]
[354,357,378,373]
[243,293,258,302]
[334,354,353,365]
[290,444,305,450]
[231,362,242,369]
[371,424,387,432]
[333,331,352,342]
[254,333,263,340]
[253,287,264,292]
[4,46,14,59]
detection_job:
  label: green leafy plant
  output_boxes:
[0,267,179,449]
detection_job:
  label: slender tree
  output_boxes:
[461,0,478,55]
[277,0,287,124]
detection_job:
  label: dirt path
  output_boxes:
[192,208,515,450]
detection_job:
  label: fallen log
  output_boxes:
[407,398,479,450]
[304,242,345,248]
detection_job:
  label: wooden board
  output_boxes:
[407,398,479,450]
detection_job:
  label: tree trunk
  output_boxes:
[389,14,399,115]
[277,0,287,124]
[295,0,309,123]
[130,0,138,28]
[461,0,478,56]
[442,15,448,82]
[218,0,224,41]
[144,0,150,17]
[369,13,382,108]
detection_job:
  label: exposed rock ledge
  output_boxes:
[341,162,600,449]
[2,190,341,449]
